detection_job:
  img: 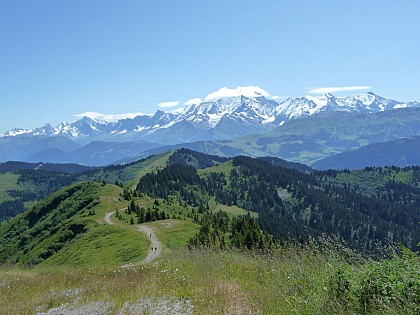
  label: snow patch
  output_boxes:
[1,129,34,137]
[261,116,275,124]
[135,126,146,132]
[74,111,146,123]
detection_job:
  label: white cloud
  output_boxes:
[306,86,372,94]
[205,86,271,101]
[169,107,185,114]
[157,101,181,108]
[271,95,287,100]
[184,98,202,106]
[74,111,145,122]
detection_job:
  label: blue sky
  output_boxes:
[1,0,419,132]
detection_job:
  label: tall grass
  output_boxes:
[0,243,353,314]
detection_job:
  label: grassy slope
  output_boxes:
[0,190,418,313]
[0,173,20,203]
[326,167,416,196]
[147,219,200,252]
[208,197,258,218]
[46,224,150,267]
[198,160,233,176]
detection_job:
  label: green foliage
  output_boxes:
[330,245,419,314]
[188,211,275,251]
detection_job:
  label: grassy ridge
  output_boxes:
[0,182,153,268]
[77,152,172,189]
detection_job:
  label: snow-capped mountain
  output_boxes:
[274,92,418,122]
[1,87,419,145]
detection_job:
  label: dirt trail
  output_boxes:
[104,211,117,225]
[137,225,162,263]
[104,211,162,266]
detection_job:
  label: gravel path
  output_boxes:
[137,225,162,263]
[37,301,114,315]
[104,211,116,225]
[104,211,162,265]
[37,298,193,315]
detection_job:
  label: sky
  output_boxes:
[1,0,419,132]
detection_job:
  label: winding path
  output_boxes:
[104,211,162,266]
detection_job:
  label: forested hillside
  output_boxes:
[136,152,420,253]
[1,149,419,253]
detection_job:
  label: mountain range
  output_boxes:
[1,87,419,167]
